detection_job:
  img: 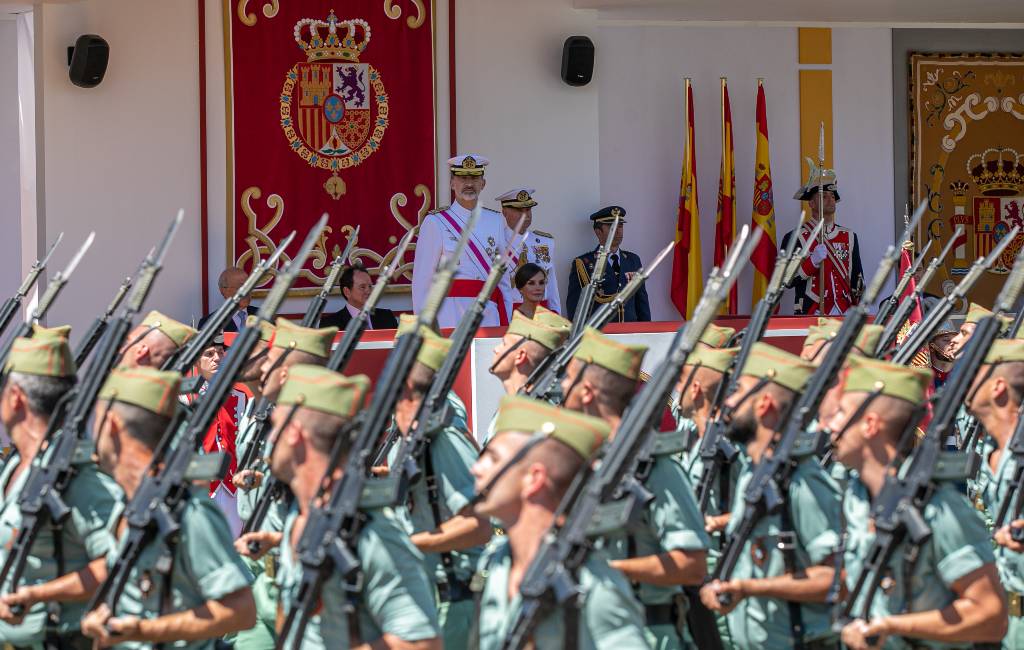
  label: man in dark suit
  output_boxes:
[321,264,399,330]
[198,267,259,332]
[566,206,651,323]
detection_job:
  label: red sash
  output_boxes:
[439,210,493,278]
[450,279,508,325]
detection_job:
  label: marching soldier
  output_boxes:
[951,303,1012,359]
[118,310,197,369]
[826,355,1007,649]
[780,173,865,316]
[495,187,562,315]
[469,395,650,648]
[387,316,490,649]
[230,320,276,523]
[80,366,256,647]
[566,206,652,324]
[0,327,122,648]
[232,318,337,650]
[489,308,571,397]
[266,365,442,648]
[561,329,710,648]
[412,154,514,328]
[699,343,842,648]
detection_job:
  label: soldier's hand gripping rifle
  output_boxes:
[0,233,95,386]
[713,239,902,601]
[498,229,757,650]
[301,226,359,328]
[836,243,1024,639]
[0,233,63,339]
[0,213,183,606]
[276,207,479,650]
[74,275,133,368]
[570,213,620,338]
[325,228,414,373]
[522,242,674,403]
[694,218,822,513]
[85,216,326,620]
[874,202,930,329]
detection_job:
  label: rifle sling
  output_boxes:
[778,498,806,650]
[422,442,462,598]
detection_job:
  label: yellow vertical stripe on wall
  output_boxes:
[798,28,832,65]
[799,69,833,170]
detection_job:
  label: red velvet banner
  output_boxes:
[226,1,436,295]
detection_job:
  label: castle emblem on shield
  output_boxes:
[280,10,388,199]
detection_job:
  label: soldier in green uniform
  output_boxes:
[825,354,1007,649]
[232,318,337,649]
[0,327,123,649]
[230,319,276,511]
[470,394,650,649]
[266,365,441,648]
[387,316,490,649]
[117,310,197,368]
[699,342,842,648]
[489,307,571,396]
[79,366,256,648]
[561,328,709,648]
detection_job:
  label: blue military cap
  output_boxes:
[590,206,626,225]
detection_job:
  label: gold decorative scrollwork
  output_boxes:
[236,187,286,289]
[384,0,426,29]
[237,0,280,27]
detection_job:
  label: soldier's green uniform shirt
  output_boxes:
[387,392,481,648]
[0,452,122,647]
[724,455,841,647]
[276,503,439,648]
[843,476,995,650]
[104,491,253,650]
[475,537,651,650]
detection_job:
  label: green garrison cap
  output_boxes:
[843,355,931,405]
[493,395,610,459]
[965,302,1013,332]
[573,327,647,380]
[273,318,337,358]
[98,366,181,418]
[507,311,568,351]
[6,334,75,377]
[854,324,884,355]
[141,310,197,350]
[685,346,738,375]
[277,364,370,419]
[739,342,816,393]
[533,305,571,331]
[417,328,453,372]
[699,324,736,348]
[985,339,1024,365]
[802,318,880,355]
[31,323,71,340]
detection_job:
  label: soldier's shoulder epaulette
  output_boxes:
[533,230,554,239]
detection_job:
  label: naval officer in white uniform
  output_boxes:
[495,187,562,315]
[411,154,514,328]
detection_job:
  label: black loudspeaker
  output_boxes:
[68,34,109,88]
[561,36,594,87]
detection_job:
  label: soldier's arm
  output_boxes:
[411,505,491,553]
[105,587,257,644]
[0,556,109,616]
[357,635,442,650]
[610,549,707,586]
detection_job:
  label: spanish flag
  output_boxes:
[715,78,737,314]
[671,79,703,319]
[750,79,778,308]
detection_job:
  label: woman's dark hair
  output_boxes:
[514,263,546,290]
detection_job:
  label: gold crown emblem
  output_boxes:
[294,10,371,63]
[967,147,1024,197]
[516,190,530,202]
[949,180,971,208]
[462,156,477,169]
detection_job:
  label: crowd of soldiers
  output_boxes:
[0,154,1022,650]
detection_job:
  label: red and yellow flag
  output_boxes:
[715,78,737,314]
[750,79,778,308]
[671,79,703,318]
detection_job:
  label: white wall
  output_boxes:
[0,19,22,293]
[37,0,202,342]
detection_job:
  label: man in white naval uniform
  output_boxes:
[411,153,513,328]
[496,187,562,315]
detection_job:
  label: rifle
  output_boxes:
[521,242,674,402]
[0,214,182,605]
[74,275,132,368]
[570,214,619,338]
[326,228,414,373]
[86,216,327,619]
[277,206,479,649]
[0,233,95,384]
[0,234,63,339]
[301,226,359,328]
[875,226,961,358]
[695,217,821,513]
[891,226,1017,365]
[836,243,1024,637]
[499,229,757,650]
[161,234,294,373]
[874,202,930,328]
[713,238,901,598]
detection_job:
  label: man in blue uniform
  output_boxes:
[566,206,651,323]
